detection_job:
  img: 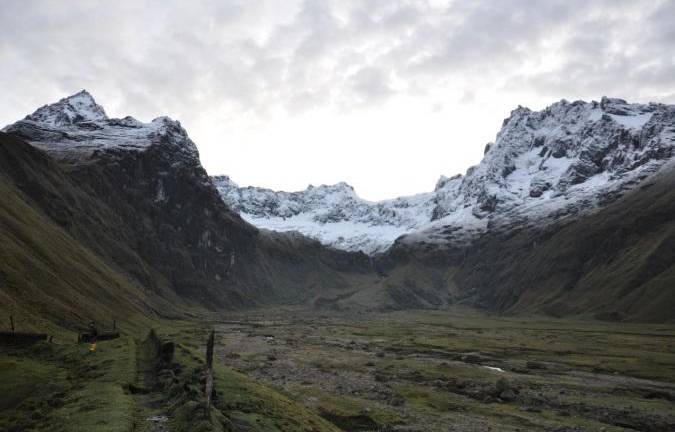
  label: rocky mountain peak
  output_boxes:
[25,89,108,126]
[434,174,462,191]
[4,91,199,165]
[304,181,357,199]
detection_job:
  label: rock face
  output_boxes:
[2,91,373,313]
[215,97,675,254]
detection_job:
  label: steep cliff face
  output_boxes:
[1,91,373,324]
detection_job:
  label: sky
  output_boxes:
[1,1,674,200]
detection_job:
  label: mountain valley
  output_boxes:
[1,91,674,432]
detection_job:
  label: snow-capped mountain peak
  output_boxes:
[4,91,199,165]
[25,89,108,126]
[399,97,674,247]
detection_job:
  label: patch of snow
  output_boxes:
[608,112,653,129]
[588,108,603,122]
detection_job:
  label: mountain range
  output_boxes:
[1,91,673,327]
[216,97,675,255]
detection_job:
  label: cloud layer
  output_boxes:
[1,0,673,199]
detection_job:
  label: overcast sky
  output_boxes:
[2,1,674,200]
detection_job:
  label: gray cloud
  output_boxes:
[349,67,394,105]
[1,0,674,203]
[1,0,673,125]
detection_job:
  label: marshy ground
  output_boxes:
[1,307,674,431]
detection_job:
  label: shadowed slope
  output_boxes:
[371,161,675,322]
[0,136,170,333]
[0,132,374,331]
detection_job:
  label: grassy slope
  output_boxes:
[1,322,343,432]
[491,164,675,322]
[0,338,136,432]
[0,175,161,335]
[152,322,342,432]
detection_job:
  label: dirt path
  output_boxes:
[131,335,171,432]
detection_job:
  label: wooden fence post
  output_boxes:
[205,329,215,409]
[10,315,14,333]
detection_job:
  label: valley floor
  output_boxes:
[215,307,675,432]
[1,307,674,432]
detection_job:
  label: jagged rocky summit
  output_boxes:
[215,97,675,254]
[214,177,435,254]
[3,90,200,166]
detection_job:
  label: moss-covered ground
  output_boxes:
[0,319,340,432]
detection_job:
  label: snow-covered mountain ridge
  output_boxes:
[214,177,436,253]
[215,97,675,254]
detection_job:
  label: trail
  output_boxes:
[131,336,171,432]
